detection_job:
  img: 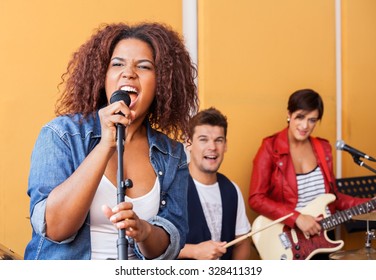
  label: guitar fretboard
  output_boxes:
[320,199,376,230]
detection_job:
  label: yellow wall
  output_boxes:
[1,0,376,259]
[198,0,376,258]
[338,0,376,252]
[342,0,376,177]
[199,0,337,259]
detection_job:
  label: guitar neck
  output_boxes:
[320,199,376,230]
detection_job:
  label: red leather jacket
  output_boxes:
[248,127,368,228]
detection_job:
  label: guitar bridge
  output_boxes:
[279,232,292,249]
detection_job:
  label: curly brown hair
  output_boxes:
[56,22,199,141]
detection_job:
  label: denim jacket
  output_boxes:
[24,112,188,260]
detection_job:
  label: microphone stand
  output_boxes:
[352,155,376,174]
[116,124,133,260]
[351,155,376,254]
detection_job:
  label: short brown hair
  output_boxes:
[287,89,324,120]
[188,107,228,140]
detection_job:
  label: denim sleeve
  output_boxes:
[27,125,79,242]
[132,216,181,260]
[31,199,76,243]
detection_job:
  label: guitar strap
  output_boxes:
[311,137,336,195]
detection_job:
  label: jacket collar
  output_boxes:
[145,120,171,155]
[273,127,291,155]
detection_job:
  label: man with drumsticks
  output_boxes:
[178,107,251,260]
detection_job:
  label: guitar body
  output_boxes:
[252,194,344,260]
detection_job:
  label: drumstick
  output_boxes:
[224,212,293,248]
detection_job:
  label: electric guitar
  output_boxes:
[251,194,376,260]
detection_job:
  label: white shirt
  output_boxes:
[193,178,251,241]
[90,176,160,260]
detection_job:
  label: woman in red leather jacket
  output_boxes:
[248,89,370,259]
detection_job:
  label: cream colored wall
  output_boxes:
[1,0,376,259]
[0,0,182,257]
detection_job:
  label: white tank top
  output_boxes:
[90,175,160,260]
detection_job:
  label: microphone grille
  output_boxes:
[336,140,345,150]
[109,90,131,106]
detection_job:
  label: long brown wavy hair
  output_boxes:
[56,22,199,141]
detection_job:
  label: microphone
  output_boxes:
[110,90,131,140]
[336,140,376,162]
[109,90,132,260]
[110,90,131,111]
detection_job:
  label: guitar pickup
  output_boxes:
[279,232,292,249]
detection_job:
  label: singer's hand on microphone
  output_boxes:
[98,102,134,148]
